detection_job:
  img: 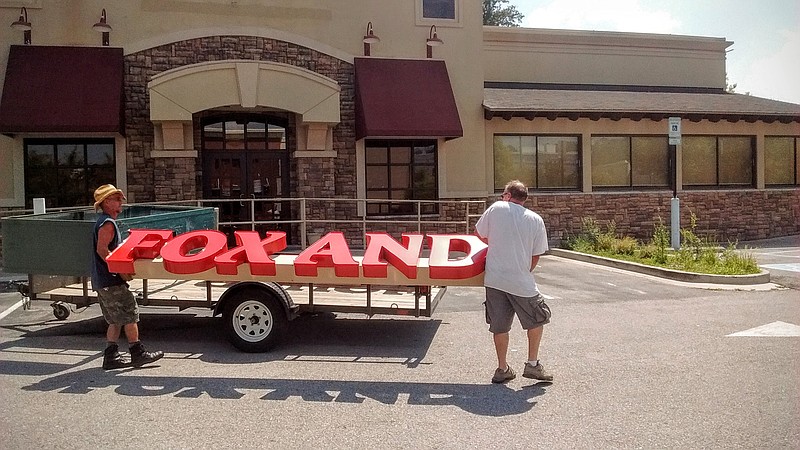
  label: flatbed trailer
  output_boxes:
[3,207,486,352]
[34,278,446,352]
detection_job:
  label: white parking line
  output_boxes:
[0,299,26,321]
[762,263,800,273]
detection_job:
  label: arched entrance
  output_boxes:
[201,114,291,239]
[146,59,342,241]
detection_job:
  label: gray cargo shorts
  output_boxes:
[484,287,551,334]
[97,284,139,325]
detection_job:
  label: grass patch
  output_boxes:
[562,214,760,276]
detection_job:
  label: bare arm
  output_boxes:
[96,222,115,260]
[530,255,540,271]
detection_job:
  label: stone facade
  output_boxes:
[520,189,800,245]
[123,36,356,205]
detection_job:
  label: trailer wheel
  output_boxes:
[52,303,70,321]
[223,290,287,352]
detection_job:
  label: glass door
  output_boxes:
[202,117,290,243]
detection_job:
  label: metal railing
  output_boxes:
[1,197,488,249]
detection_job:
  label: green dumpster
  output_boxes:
[1,205,217,277]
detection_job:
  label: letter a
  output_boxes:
[293,232,359,277]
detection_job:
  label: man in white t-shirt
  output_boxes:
[475,180,553,384]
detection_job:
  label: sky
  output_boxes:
[509,0,800,104]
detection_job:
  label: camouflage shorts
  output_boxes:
[97,284,139,325]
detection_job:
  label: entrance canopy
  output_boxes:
[0,45,124,134]
[354,57,463,140]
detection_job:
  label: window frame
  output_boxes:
[682,135,755,189]
[23,138,116,209]
[364,139,439,216]
[492,133,582,192]
[416,0,461,26]
[590,135,671,190]
[764,135,800,187]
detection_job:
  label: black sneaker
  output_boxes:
[102,344,130,370]
[129,342,164,367]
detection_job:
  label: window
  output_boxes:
[24,139,115,208]
[422,0,456,20]
[591,136,669,188]
[765,136,799,186]
[365,140,437,215]
[493,135,580,190]
[682,136,754,187]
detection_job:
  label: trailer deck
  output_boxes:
[36,278,445,319]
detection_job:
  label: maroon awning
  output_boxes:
[354,57,463,140]
[0,45,124,134]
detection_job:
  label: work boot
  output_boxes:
[523,362,554,381]
[491,365,516,384]
[102,343,129,370]
[129,342,164,367]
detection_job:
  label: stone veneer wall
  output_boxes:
[124,36,356,205]
[519,189,800,245]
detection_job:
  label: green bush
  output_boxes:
[560,214,760,276]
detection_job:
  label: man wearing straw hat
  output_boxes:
[92,184,163,370]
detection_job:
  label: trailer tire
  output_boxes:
[222,289,287,352]
[52,303,70,321]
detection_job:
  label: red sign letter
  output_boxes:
[293,232,359,277]
[160,230,228,274]
[426,234,487,279]
[362,233,422,279]
[214,231,287,275]
[107,229,174,274]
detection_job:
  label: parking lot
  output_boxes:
[0,243,798,448]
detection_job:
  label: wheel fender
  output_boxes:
[213,282,297,320]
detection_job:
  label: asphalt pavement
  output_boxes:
[0,235,798,448]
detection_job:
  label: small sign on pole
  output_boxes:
[668,117,681,249]
[668,116,681,145]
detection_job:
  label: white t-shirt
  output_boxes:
[475,200,549,297]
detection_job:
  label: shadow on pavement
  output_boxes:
[1,311,443,373]
[18,367,546,416]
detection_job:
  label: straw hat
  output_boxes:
[93,184,126,211]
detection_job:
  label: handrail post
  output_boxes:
[300,198,307,248]
[417,200,421,234]
[465,201,470,234]
[250,198,255,230]
[361,199,367,249]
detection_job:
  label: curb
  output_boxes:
[548,248,771,285]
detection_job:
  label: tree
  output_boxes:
[725,76,737,93]
[483,0,524,27]
[725,75,750,95]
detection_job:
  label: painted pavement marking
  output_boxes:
[727,321,800,337]
[0,299,27,322]
[761,263,800,273]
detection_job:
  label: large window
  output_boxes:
[365,140,437,215]
[592,136,669,188]
[682,136,754,187]
[493,135,580,191]
[422,0,456,19]
[765,136,799,186]
[24,139,115,208]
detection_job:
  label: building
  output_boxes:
[1,0,798,247]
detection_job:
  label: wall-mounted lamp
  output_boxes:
[363,22,380,56]
[92,9,112,46]
[10,7,32,45]
[426,25,443,58]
